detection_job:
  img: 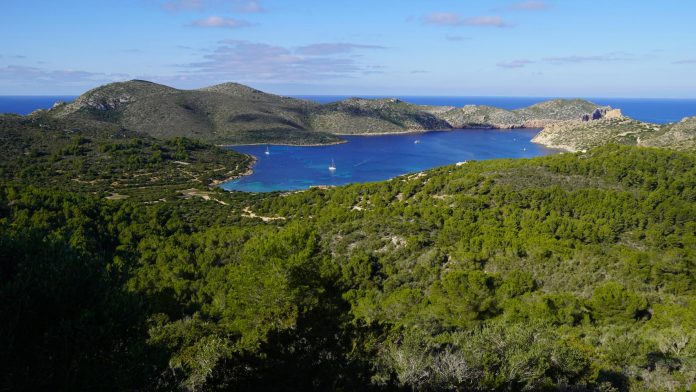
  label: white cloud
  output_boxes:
[179,40,383,81]
[497,60,534,68]
[158,0,264,13]
[234,0,264,13]
[0,65,129,91]
[161,0,204,11]
[189,16,251,28]
[296,43,385,56]
[422,13,512,28]
[508,1,550,11]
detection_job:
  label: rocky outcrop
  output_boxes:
[532,114,696,152]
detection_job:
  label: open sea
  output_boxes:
[1,95,695,124]
[2,95,694,192]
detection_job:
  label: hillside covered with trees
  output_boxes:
[2,140,695,390]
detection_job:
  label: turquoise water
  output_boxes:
[222,128,556,193]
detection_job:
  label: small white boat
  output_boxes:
[414,140,421,144]
[264,146,270,155]
[329,159,336,171]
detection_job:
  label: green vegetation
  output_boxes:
[2,141,695,390]
[43,80,614,144]
[0,115,252,201]
[48,80,342,146]
[533,115,696,152]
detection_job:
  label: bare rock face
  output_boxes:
[84,95,133,111]
[581,108,623,122]
[604,109,623,119]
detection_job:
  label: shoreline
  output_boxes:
[214,127,556,192]
[209,155,257,187]
[217,139,348,148]
[219,125,545,148]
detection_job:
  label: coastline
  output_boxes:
[217,139,348,148]
[209,155,257,187]
[328,124,544,137]
[214,126,559,190]
[217,124,549,148]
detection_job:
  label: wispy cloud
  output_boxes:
[422,13,512,28]
[0,65,128,86]
[234,0,264,13]
[673,59,696,65]
[542,54,629,63]
[161,0,203,11]
[296,43,385,56]
[507,1,550,11]
[179,40,383,81]
[159,0,263,12]
[498,52,639,68]
[189,16,251,28]
[411,70,428,74]
[497,60,534,68]
[446,35,470,41]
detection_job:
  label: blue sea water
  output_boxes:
[294,96,696,124]
[222,129,555,193]
[2,95,694,192]
[1,95,694,124]
[0,96,77,115]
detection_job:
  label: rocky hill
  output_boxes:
[308,98,452,134]
[41,80,619,144]
[442,99,611,129]
[47,80,338,145]
[532,114,696,152]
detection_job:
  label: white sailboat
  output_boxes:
[264,146,270,155]
[328,159,336,171]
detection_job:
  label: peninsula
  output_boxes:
[41,79,621,145]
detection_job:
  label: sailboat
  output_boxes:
[328,159,336,171]
[264,146,270,155]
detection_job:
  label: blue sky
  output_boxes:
[1,0,695,97]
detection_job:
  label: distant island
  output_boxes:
[3,79,694,202]
[30,79,695,151]
[2,81,696,391]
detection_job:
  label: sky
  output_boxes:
[1,0,695,97]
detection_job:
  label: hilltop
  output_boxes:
[41,80,618,144]
[532,113,696,152]
[48,80,339,145]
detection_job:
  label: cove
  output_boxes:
[221,128,558,193]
